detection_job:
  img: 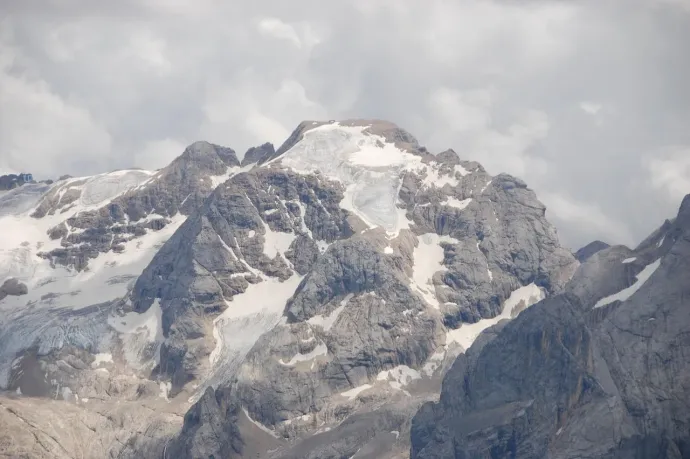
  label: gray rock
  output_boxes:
[34,141,240,271]
[0,278,28,300]
[410,193,690,459]
[574,240,611,262]
[241,142,275,167]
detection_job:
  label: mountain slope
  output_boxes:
[410,195,690,458]
[141,119,577,458]
[0,119,578,458]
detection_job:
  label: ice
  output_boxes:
[376,365,421,390]
[108,299,164,369]
[441,197,472,210]
[594,259,661,308]
[279,343,328,366]
[622,257,636,264]
[340,383,372,400]
[0,184,51,217]
[480,180,492,194]
[159,381,172,401]
[1,213,186,312]
[91,353,113,368]
[411,233,458,309]
[79,170,153,207]
[243,407,280,438]
[422,348,446,377]
[209,166,242,189]
[277,123,436,236]
[307,294,352,331]
[262,221,296,259]
[209,275,303,371]
[420,164,468,189]
[447,283,544,351]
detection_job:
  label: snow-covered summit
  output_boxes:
[271,120,470,235]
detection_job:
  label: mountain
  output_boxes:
[574,240,611,262]
[2,118,681,459]
[410,197,690,457]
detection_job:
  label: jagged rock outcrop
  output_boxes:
[33,141,240,271]
[574,240,611,262]
[241,142,276,167]
[0,278,28,301]
[410,194,690,459]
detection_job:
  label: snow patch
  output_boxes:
[384,246,394,254]
[447,283,544,351]
[209,165,244,189]
[411,233,458,309]
[279,343,328,366]
[243,407,279,438]
[108,299,164,369]
[595,259,661,308]
[91,353,113,368]
[159,381,172,401]
[262,221,296,259]
[340,383,372,400]
[316,240,329,253]
[209,275,303,368]
[278,123,427,236]
[376,365,421,390]
[1,212,186,312]
[307,294,352,331]
[422,348,446,377]
[441,197,472,210]
[622,257,636,264]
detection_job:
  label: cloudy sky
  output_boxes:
[1,0,689,250]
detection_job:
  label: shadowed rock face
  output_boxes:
[575,240,611,262]
[410,194,690,459]
[0,278,28,301]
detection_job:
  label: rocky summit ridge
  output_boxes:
[0,119,685,459]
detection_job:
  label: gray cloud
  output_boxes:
[1,0,689,250]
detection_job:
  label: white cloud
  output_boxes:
[0,62,112,178]
[256,17,320,50]
[134,138,187,171]
[540,191,634,247]
[647,146,690,201]
[427,88,549,179]
[257,17,302,47]
[579,101,602,115]
[0,0,688,248]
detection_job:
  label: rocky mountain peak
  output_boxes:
[241,142,275,167]
[0,119,587,459]
[575,240,611,262]
[175,140,240,169]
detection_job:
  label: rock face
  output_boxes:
[575,241,611,263]
[148,120,577,458]
[0,278,28,301]
[0,173,33,191]
[574,240,611,262]
[1,119,580,458]
[410,195,690,459]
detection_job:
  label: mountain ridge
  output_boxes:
[2,118,680,459]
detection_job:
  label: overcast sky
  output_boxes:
[1,0,689,250]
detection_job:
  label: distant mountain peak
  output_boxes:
[574,240,611,262]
